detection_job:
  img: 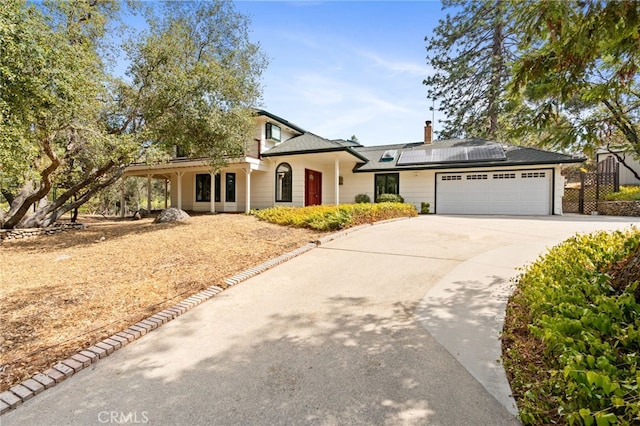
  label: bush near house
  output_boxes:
[253,203,417,231]
[376,193,404,203]
[604,186,640,201]
[503,229,640,425]
[354,194,371,203]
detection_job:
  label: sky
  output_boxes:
[231,1,447,146]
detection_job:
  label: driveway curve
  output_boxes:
[3,215,640,426]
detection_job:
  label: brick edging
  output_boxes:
[0,216,413,415]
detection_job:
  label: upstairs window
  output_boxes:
[275,163,292,202]
[266,122,281,141]
[176,145,189,158]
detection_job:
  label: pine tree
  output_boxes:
[424,0,515,140]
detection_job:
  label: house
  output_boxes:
[123,110,584,216]
[596,150,640,186]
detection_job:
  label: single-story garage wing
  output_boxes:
[347,136,583,216]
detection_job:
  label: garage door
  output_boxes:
[436,170,551,215]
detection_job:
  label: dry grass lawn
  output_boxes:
[0,214,322,393]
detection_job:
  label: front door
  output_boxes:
[305,169,322,206]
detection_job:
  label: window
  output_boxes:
[176,145,189,158]
[442,175,462,181]
[493,173,516,179]
[375,173,399,201]
[466,174,487,180]
[521,172,546,178]
[266,122,281,141]
[226,173,236,202]
[275,163,292,202]
[195,174,211,202]
[214,174,221,202]
[196,174,221,202]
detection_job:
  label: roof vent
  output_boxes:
[380,150,398,162]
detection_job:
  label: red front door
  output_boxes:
[305,169,322,206]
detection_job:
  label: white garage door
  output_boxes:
[436,170,551,215]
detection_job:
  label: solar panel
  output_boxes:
[396,149,431,165]
[396,144,506,166]
[467,144,505,161]
[431,147,467,162]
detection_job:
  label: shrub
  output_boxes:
[376,193,404,203]
[504,229,640,425]
[420,202,430,214]
[252,203,417,231]
[604,185,640,201]
[354,194,371,203]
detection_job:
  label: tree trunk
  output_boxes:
[2,137,60,229]
[487,0,504,136]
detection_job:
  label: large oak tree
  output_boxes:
[0,0,266,228]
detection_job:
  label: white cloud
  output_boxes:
[356,49,427,77]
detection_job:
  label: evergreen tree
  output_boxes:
[424,0,517,140]
[509,0,640,176]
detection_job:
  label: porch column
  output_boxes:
[176,172,184,210]
[245,168,252,214]
[334,157,340,205]
[209,172,216,213]
[164,179,168,208]
[146,174,152,212]
[120,177,126,218]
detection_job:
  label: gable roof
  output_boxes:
[352,138,584,172]
[261,132,369,162]
[254,109,306,134]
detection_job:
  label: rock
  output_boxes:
[153,208,190,224]
[132,211,142,220]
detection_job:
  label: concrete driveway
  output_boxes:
[3,215,640,426]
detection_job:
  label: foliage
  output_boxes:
[376,193,404,203]
[508,0,640,159]
[504,229,640,425]
[253,203,418,232]
[354,194,371,203]
[0,0,266,229]
[604,186,640,201]
[420,202,430,214]
[424,0,523,140]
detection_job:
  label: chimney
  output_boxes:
[424,120,432,144]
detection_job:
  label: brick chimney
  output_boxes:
[424,120,432,144]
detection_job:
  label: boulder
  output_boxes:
[153,208,190,223]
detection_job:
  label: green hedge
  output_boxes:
[604,186,640,201]
[505,229,640,425]
[252,203,417,231]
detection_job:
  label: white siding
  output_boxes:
[597,152,640,186]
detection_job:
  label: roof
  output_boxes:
[260,126,583,171]
[351,138,585,172]
[254,110,306,134]
[261,132,369,162]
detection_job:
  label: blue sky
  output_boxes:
[232,1,447,146]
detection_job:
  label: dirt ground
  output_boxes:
[0,214,322,393]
